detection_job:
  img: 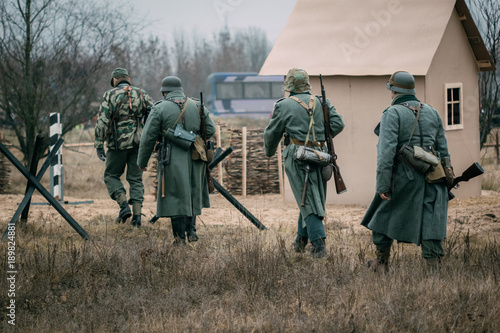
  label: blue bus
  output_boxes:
[205,72,284,117]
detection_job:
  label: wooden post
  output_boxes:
[277,141,283,195]
[242,126,247,197]
[496,131,499,166]
[216,124,223,186]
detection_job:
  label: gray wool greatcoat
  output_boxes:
[361,97,450,245]
[264,93,345,223]
[137,90,216,218]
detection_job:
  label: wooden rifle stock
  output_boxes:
[448,162,484,200]
[319,74,347,194]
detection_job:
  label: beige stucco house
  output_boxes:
[260,0,495,205]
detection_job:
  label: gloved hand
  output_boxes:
[442,157,454,187]
[96,148,106,161]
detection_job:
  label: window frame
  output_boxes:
[444,82,464,131]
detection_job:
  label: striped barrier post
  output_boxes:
[49,112,64,201]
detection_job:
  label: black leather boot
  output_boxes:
[310,238,328,259]
[367,248,390,272]
[116,202,132,223]
[293,235,309,253]
[171,217,187,246]
[131,215,141,228]
[186,216,199,242]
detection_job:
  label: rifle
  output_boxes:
[200,92,215,193]
[319,74,347,194]
[158,135,171,198]
[448,162,484,200]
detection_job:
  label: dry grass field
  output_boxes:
[1,126,500,332]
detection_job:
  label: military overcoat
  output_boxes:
[264,93,345,223]
[361,97,450,245]
[137,90,216,218]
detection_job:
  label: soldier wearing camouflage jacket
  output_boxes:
[94,67,153,227]
[264,68,345,258]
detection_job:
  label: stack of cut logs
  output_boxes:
[0,139,11,193]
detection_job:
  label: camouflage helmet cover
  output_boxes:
[282,68,311,93]
[386,71,415,94]
[110,67,129,87]
[160,76,183,93]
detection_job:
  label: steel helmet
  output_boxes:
[282,68,311,93]
[160,76,183,93]
[386,71,415,94]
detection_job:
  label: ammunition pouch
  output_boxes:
[294,146,332,166]
[165,124,196,150]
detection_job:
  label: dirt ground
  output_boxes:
[2,189,500,240]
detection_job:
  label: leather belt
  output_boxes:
[290,138,325,148]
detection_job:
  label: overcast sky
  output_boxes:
[133,0,297,44]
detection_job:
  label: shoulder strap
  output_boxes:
[110,86,132,125]
[400,102,423,146]
[172,98,190,128]
[290,95,317,145]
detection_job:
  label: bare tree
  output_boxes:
[0,0,137,165]
[468,0,500,148]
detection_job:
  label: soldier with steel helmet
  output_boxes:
[264,68,345,258]
[137,76,216,245]
[94,67,153,227]
[361,71,454,271]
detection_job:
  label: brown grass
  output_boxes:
[1,127,500,332]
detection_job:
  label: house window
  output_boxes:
[444,83,463,130]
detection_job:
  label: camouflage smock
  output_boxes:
[361,97,450,245]
[264,93,345,223]
[94,83,153,150]
[137,90,216,218]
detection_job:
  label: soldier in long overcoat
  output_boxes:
[94,67,153,227]
[264,68,345,258]
[137,76,215,244]
[361,71,454,270]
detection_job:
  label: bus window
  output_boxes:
[244,82,270,99]
[271,82,284,98]
[216,82,243,99]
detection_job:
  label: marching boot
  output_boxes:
[186,216,199,242]
[131,215,141,228]
[131,202,142,227]
[310,238,328,259]
[171,217,187,246]
[115,192,131,223]
[368,248,390,272]
[293,235,309,253]
[425,257,441,273]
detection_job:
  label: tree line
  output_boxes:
[0,0,271,165]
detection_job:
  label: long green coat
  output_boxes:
[264,93,345,222]
[361,96,450,245]
[137,90,216,218]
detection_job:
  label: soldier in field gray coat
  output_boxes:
[361,71,455,271]
[137,76,215,245]
[264,68,345,258]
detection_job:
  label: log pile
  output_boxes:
[224,127,280,195]
[0,139,11,193]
